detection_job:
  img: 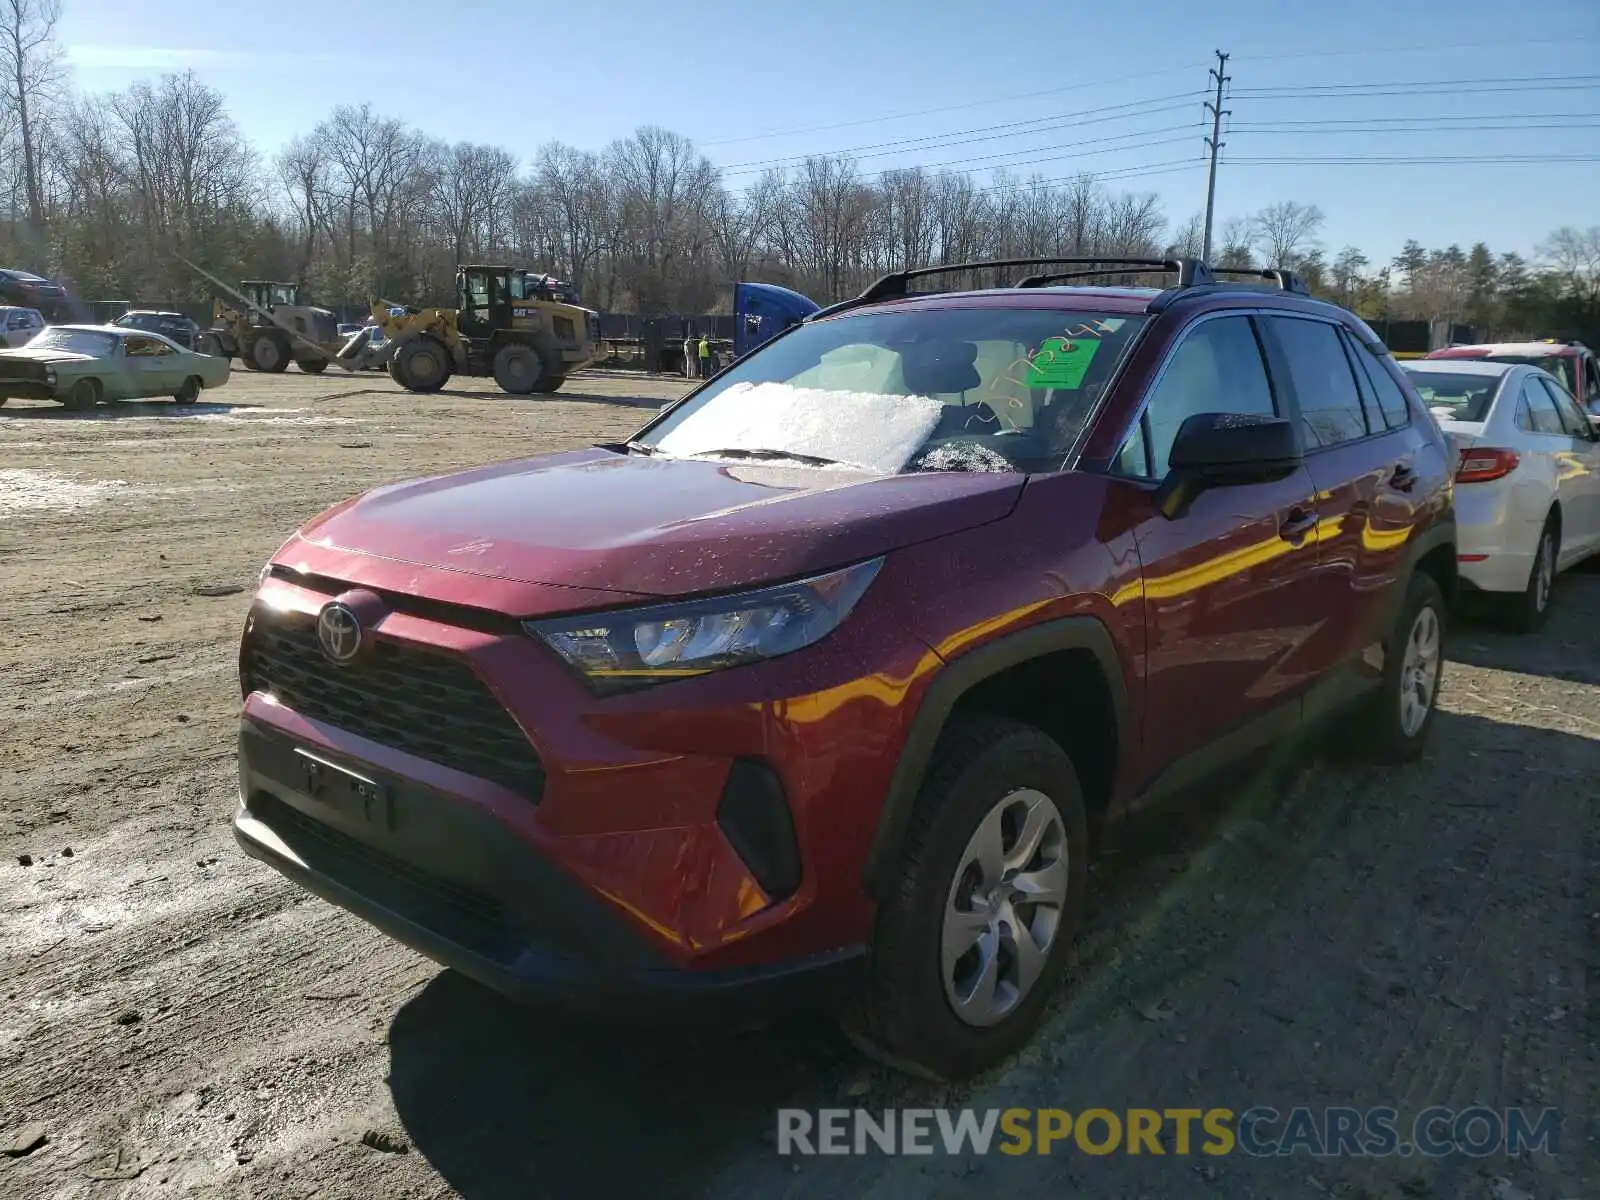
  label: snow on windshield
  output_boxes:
[653,381,943,474]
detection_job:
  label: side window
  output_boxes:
[1117,315,1276,479]
[1348,337,1411,430]
[1584,356,1600,409]
[1263,317,1370,448]
[1541,377,1591,438]
[1521,379,1566,436]
[124,336,155,357]
[150,340,177,357]
[1514,396,1536,433]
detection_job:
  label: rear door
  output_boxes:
[1109,312,1325,792]
[1537,375,1600,560]
[1256,314,1420,704]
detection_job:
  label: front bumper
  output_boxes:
[234,718,865,1024]
[0,380,57,400]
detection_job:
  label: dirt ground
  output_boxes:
[0,368,1594,1200]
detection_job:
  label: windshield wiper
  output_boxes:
[622,440,659,456]
[687,447,866,469]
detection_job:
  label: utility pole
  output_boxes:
[1201,50,1231,263]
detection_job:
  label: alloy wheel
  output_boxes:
[1399,604,1441,737]
[941,788,1069,1028]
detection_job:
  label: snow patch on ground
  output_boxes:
[0,468,129,519]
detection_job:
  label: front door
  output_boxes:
[1537,374,1600,560]
[121,334,179,396]
[1108,312,1327,795]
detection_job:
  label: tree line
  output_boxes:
[2,0,1597,340]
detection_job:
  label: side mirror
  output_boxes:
[1588,413,1600,437]
[1155,413,1302,519]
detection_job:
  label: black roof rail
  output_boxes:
[1015,260,1215,288]
[1208,267,1311,296]
[807,257,1213,321]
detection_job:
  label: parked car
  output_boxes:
[112,309,203,350]
[0,305,46,348]
[1426,339,1600,415]
[0,324,231,409]
[0,268,71,321]
[233,258,1456,1081]
[337,323,364,339]
[1402,359,1600,630]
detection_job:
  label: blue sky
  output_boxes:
[58,0,1599,268]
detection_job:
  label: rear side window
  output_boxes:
[1540,376,1592,438]
[1521,379,1566,435]
[1262,317,1370,448]
[1116,315,1276,478]
[1348,338,1411,429]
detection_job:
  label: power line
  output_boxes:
[699,66,1206,147]
[1235,122,1600,135]
[1230,112,1600,127]
[1233,74,1600,96]
[717,93,1202,173]
[696,38,1599,147]
[1226,153,1600,164]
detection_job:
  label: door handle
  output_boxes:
[1279,507,1319,544]
[1389,462,1417,492]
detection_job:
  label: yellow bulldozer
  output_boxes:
[197,280,344,373]
[183,260,602,394]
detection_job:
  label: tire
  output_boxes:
[1501,517,1558,634]
[392,338,451,393]
[845,714,1088,1081]
[249,334,289,373]
[172,376,201,405]
[298,359,328,375]
[1347,570,1447,763]
[194,332,221,357]
[386,358,404,386]
[61,378,101,411]
[492,343,545,395]
[533,374,566,394]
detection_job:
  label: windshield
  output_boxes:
[1487,354,1576,393]
[26,328,118,356]
[1405,370,1505,422]
[639,306,1146,474]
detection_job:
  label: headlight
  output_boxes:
[45,367,56,384]
[527,557,884,694]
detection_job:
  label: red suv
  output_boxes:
[234,258,1457,1080]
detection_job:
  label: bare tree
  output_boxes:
[0,0,63,246]
[1538,225,1600,302]
[1214,216,1254,269]
[534,142,612,299]
[1249,200,1324,267]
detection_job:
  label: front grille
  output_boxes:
[0,360,47,383]
[243,614,546,802]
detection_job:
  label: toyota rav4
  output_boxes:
[234,257,1457,1080]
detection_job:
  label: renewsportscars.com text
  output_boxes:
[776,1106,1561,1158]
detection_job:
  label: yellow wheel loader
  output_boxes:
[336,265,603,394]
[195,281,343,373]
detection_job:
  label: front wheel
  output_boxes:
[533,374,566,394]
[61,378,102,410]
[297,358,328,375]
[392,338,451,393]
[845,714,1087,1081]
[249,335,289,373]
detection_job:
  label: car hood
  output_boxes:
[293,447,1026,598]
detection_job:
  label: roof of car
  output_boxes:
[1433,341,1580,358]
[1400,359,1519,377]
[121,310,189,318]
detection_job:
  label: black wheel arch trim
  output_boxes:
[861,614,1129,898]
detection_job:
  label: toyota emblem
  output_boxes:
[316,602,363,665]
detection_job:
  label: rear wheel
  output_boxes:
[492,343,545,395]
[61,378,101,411]
[298,358,328,375]
[1346,570,1446,763]
[392,338,451,393]
[1501,517,1558,634]
[249,334,289,373]
[172,376,201,405]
